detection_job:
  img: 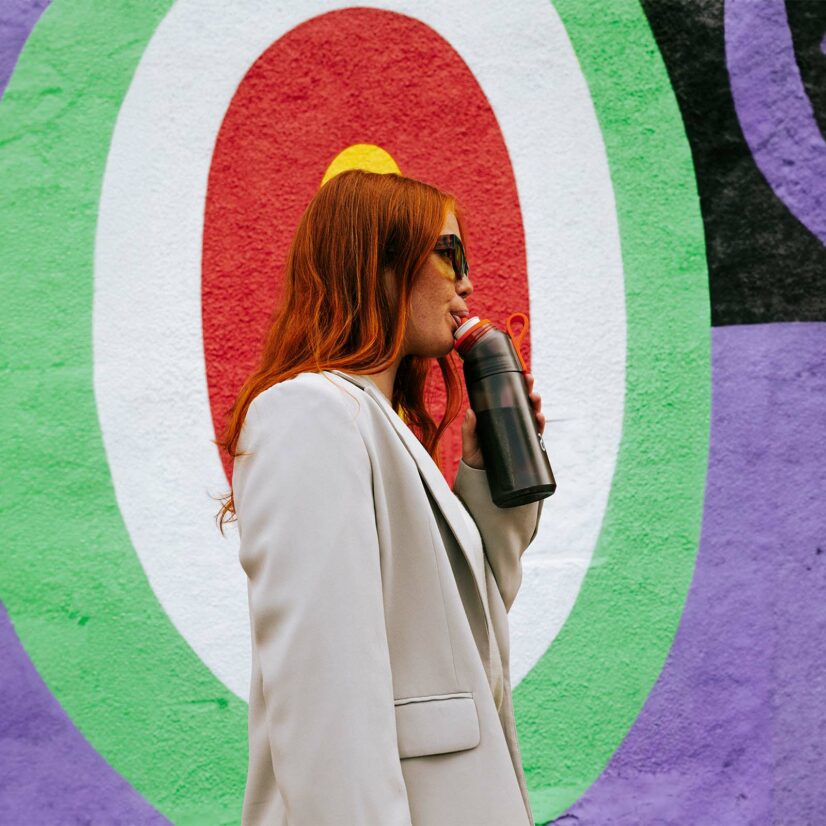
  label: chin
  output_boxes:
[440,334,456,356]
[409,324,456,358]
[415,340,453,360]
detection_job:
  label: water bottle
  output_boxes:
[453,312,556,507]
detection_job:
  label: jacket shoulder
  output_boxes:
[248,371,364,427]
[234,372,370,505]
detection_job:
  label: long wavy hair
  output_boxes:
[214,169,467,534]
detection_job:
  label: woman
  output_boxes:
[216,170,546,825]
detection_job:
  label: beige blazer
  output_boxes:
[234,368,544,825]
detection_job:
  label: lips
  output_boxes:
[449,311,467,330]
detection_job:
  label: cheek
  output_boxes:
[408,271,453,325]
[410,286,441,314]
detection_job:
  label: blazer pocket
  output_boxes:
[393,691,481,759]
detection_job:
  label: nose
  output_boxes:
[456,274,473,300]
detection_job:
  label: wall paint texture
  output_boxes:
[0,1,823,824]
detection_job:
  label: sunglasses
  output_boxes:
[433,234,469,282]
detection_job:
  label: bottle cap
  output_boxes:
[454,315,481,340]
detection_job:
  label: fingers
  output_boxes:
[524,373,542,410]
[524,372,545,434]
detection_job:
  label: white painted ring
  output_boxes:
[93,0,626,699]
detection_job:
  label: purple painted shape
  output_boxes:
[0,0,50,100]
[0,603,171,824]
[1,5,166,813]
[725,0,826,246]
[548,323,826,825]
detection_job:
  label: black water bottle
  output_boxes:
[453,312,556,507]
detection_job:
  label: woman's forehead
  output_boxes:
[440,210,461,237]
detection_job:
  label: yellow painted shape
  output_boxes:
[321,145,406,424]
[321,144,401,186]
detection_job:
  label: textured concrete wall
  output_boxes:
[0,1,822,824]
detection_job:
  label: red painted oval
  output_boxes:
[202,7,530,482]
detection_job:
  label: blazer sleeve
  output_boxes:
[452,458,543,613]
[235,379,412,825]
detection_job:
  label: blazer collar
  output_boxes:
[326,369,491,622]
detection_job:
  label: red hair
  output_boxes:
[214,170,467,533]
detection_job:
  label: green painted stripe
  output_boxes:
[0,2,246,823]
[520,1,710,820]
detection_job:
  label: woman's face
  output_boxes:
[402,210,474,358]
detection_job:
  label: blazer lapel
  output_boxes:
[326,370,493,638]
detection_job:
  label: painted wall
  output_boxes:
[1,1,822,824]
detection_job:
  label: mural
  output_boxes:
[0,1,822,824]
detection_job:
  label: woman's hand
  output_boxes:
[461,372,546,470]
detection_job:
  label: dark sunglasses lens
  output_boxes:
[436,235,467,280]
[455,240,467,279]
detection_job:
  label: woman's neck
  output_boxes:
[364,356,401,404]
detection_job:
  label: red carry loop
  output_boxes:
[506,311,529,373]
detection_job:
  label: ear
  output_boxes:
[381,266,399,304]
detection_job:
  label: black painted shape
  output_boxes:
[639,0,826,326]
